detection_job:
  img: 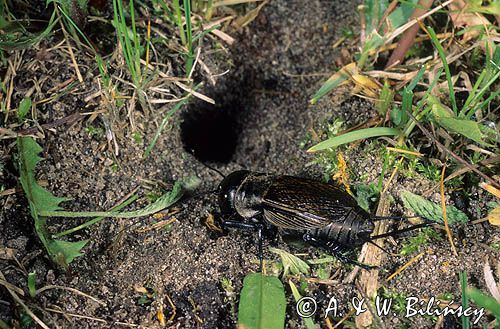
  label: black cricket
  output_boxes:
[217,170,429,270]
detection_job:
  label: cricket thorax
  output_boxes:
[233,173,274,220]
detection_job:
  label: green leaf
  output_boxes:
[387,0,418,30]
[288,281,316,329]
[39,177,197,218]
[307,127,400,152]
[436,117,484,144]
[428,95,484,143]
[17,97,31,121]
[47,239,88,268]
[17,136,72,264]
[238,273,286,329]
[269,247,310,278]
[466,288,500,320]
[355,183,379,212]
[17,136,193,268]
[17,137,70,215]
[400,191,469,225]
[376,81,394,116]
[27,272,36,298]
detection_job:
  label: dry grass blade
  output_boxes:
[232,0,269,29]
[386,147,423,157]
[440,166,458,257]
[385,252,425,282]
[449,0,493,43]
[384,0,454,45]
[213,0,264,7]
[45,307,139,327]
[479,182,500,199]
[35,285,106,306]
[174,81,215,104]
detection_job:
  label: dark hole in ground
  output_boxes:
[180,101,240,163]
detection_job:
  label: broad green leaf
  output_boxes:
[17,136,191,268]
[288,281,316,329]
[428,94,454,118]
[269,247,310,278]
[308,127,400,152]
[238,273,286,329]
[48,239,88,268]
[466,288,500,320]
[363,0,389,34]
[391,106,405,126]
[436,117,484,144]
[17,97,31,121]
[428,95,484,143]
[400,191,469,225]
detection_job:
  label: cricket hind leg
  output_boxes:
[302,233,376,270]
[356,221,432,257]
[369,222,432,240]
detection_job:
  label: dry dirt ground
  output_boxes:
[1,1,499,328]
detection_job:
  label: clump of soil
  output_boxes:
[1,0,498,328]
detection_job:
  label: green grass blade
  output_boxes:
[407,64,426,91]
[27,272,36,298]
[144,95,192,158]
[465,69,500,118]
[129,0,141,79]
[173,0,186,45]
[289,280,316,329]
[237,273,286,329]
[475,88,500,114]
[183,0,193,75]
[427,26,457,114]
[307,127,401,152]
[466,288,500,320]
[403,68,444,137]
[460,271,471,329]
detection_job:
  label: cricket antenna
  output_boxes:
[201,162,226,179]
